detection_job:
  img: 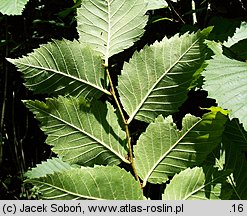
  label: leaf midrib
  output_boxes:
[183,170,224,200]
[142,117,202,186]
[127,34,201,124]
[105,0,111,65]
[27,102,129,164]
[11,60,111,96]
[29,179,105,200]
[213,151,241,200]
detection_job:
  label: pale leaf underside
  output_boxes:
[146,0,168,10]
[7,39,110,98]
[25,157,74,179]
[203,55,247,131]
[118,30,210,124]
[205,40,223,55]
[162,166,227,200]
[25,96,128,166]
[134,108,227,186]
[224,22,247,47]
[0,0,29,15]
[76,0,148,63]
[26,166,144,200]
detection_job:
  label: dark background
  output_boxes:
[0,0,246,199]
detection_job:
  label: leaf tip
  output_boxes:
[6,57,15,64]
[200,26,214,37]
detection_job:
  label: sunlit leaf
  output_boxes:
[118,28,211,123]
[76,0,148,64]
[146,0,168,10]
[134,108,227,186]
[224,22,247,47]
[25,96,129,166]
[205,40,223,55]
[0,0,29,15]
[26,166,144,200]
[202,55,247,131]
[162,166,229,200]
[25,157,75,179]
[7,39,110,98]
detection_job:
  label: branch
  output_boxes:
[105,67,141,187]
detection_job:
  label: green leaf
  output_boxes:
[205,119,247,199]
[205,40,223,55]
[146,0,168,10]
[224,22,247,47]
[25,96,129,166]
[162,166,228,200]
[208,17,241,43]
[0,0,29,15]
[224,119,247,151]
[76,0,148,64]
[7,39,110,98]
[118,29,211,124]
[26,166,144,200]
[222,120,247,199]
[134,108,227,186]
[202,55,247,131]
[230,40,247,60]
[25,157,75,179]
